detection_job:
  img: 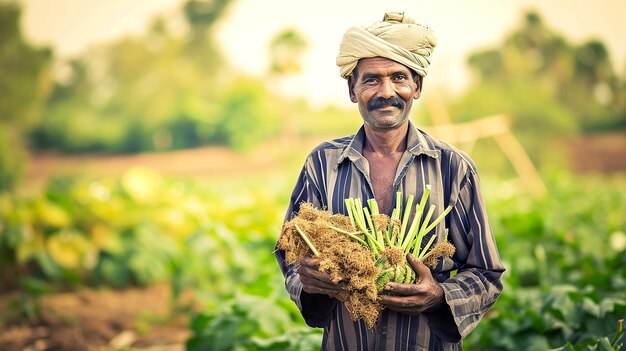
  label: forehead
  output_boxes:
[355,57,412,76]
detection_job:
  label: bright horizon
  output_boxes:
[20,0,626,107]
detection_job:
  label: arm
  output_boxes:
[434,170,505,340]
[380,169,505,342]
[274,165,338,328]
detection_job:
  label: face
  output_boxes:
[348,57,421,130]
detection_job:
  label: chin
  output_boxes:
[367,120,406,130]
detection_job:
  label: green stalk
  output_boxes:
[400,207,421,251]
[393,192,402,221]
[351,201,369,235]
[354,198,365,227]
[418,233,438,260]
[368,198,392,246]
[329,225,369,247]
[412,186,431,236]
[413,204,436,255]
[398,194,414,246]
[388,207,399,245]
[419,205,453,239]
[389,192,402,245]
[349,199,381,256]
[345,198,356,228]
[368,198,380,216]
[383,228,395,247]
[414,205,453,257]
[417,185,431,215]
[364,207,384,249]
[294,224,320,257]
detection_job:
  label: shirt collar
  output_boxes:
[337,121,440,165]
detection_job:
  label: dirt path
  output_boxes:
[24,133,626,190]
[565,132,626,173]
[0,284,190,351]
[23,136,327,190]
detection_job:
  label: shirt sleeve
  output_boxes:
[274,163,338,328]
[428,168,505,341]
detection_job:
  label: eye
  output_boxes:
[363,77,378,85]
[393,74,408,81]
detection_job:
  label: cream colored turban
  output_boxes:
[336,12,437,79]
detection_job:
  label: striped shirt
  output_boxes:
[275,122,505,350]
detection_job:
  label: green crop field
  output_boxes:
[1,163,624,350]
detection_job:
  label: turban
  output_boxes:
[336,12,437,79]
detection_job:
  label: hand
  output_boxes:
[297,256,345,299]
[379,254,445,315]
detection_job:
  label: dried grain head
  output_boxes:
[277,221,309,264]
[382,247,405,266]
[372,214,390,233]
[422,241,456,268]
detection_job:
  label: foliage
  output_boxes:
[2,166,625,349]
[26,0,287,153]
[464,173,626,350]
[0,2,51,193]
[187,293,322,351]
[0,2,51,129]
[269,28,309,75]
[0,128,26,193]
[454,11,626,135]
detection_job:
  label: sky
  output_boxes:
[19,0,626,107]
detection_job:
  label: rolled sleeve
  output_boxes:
[438,168,505,338]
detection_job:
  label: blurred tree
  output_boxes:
[0,2,51,192]
[183,0,231,77]
[212,77,281,150]
[267,28,309,138]
[184,0,231,29]
[0,2,51,128]
[29,0,288,154]
[460,11,625,134]
[269,28,308,75]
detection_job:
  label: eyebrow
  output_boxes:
[360,71,409,81]
[360,72,380,81]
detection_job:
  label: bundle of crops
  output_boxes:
[277,186,455,327]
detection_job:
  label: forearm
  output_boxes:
[433,268,504,339]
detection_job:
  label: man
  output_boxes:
[275,12,505,350]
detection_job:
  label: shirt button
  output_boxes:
[381,326,387,335]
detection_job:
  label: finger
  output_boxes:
[406,253,429,275]
[299,265,345,288]
[301,256,320,268]
[382,280,430,296]
[301,278,342,292]
[379,295,426,313]
[379,294,411,306]
[406,253,432,281]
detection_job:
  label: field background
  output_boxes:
[1,1,626,350]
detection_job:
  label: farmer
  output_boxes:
[275,12,505,350]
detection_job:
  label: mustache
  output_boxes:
[367,97,405,111]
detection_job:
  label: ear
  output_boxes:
[413,89,421,100]
[413,75,423,100]
[347,76,357,103]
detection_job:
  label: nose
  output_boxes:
[378,78,396,99]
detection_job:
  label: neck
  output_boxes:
[363,122,409,155]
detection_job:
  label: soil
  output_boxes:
[565,132,626,173]
[0,284,190,351]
